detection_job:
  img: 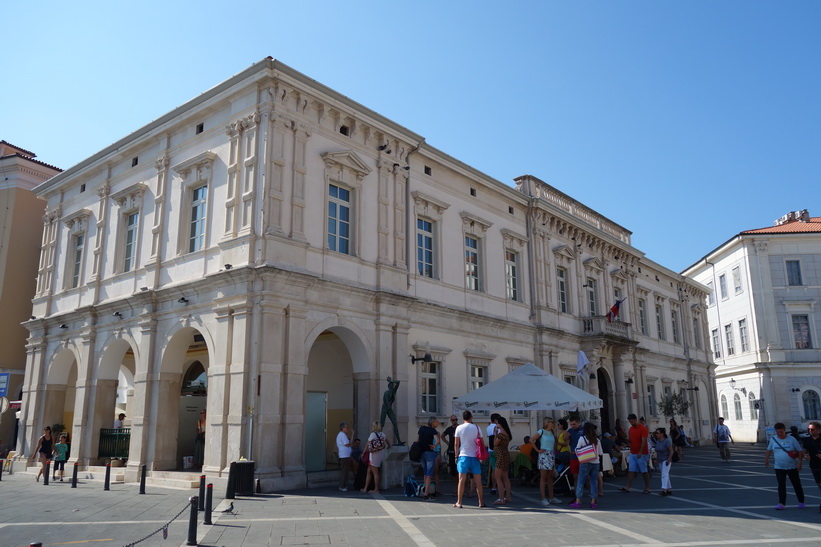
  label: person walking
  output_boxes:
[34,426,54,482]
[336,422,355,492]
[52,434,69,481]
[531,417,562,506]
[442,415,459,483]
[669,419,685,462]
[803,421,821,513]
[618,413,651,494]
[194,409,206,468]
[764,422,806,510]
[453,410,485,509]
[492,416,512,505]
[362,421,390,494]
[417,417,440,499]
[567,415,585,486]
[654,428,673,496]
[570,422,602,509]
[713,417,733,463]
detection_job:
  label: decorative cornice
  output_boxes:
[110,183,148,209]
[321,150,371,181]
[460,211,492,234]
[172,151,217,180]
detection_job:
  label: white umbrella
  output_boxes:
[451,363,602,412]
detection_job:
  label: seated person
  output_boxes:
[601,432,617,456]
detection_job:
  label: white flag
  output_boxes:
[576,350,590,377]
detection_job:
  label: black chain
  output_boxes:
[121,500,192,547]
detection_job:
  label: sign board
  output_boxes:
[0,397,7,414]
[0,373,8,398]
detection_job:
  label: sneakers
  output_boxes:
[590,502,598,509]
[549,497,562,504]
[775,503,785,510]
[569,502,582,508]
[338,487,348,492]
[540,499,550,506]
[798,503,806,509]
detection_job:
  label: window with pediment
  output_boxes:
[62,209,92,290]
[111,183,147,273]
[172,151,216,255]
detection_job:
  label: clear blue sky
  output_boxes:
[6,1,820,272]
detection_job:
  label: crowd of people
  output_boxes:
[333,413,821,514]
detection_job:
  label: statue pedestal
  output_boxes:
[381,446,411,490]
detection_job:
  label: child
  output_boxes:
[53,434,69,481]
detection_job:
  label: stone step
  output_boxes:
[306,470,338,489]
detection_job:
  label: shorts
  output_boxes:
[421,451,437,477]
[569,457,580,475]
[54,460,66,471]
[538,451,555,471]
[457,456,481,475]
[627,453,649,473]
[811,466,821,484]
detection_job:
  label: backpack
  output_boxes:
[404,475,422,497]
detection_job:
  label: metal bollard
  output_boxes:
[139,464,146,495]
[71,462,78,488]
[198,475,205,511]
[30,543,43,546]
[103,463,110,491]
[0,459,3,481]
[204,483,213,525]
[44,463,50,485]
[187,496,198,546]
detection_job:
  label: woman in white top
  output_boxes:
[570,422,603,509]
[361,421,390,494]
[530,417,562,506]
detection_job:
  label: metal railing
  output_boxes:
[98,428,131,459]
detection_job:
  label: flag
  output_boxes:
[576,350,590,377]
[607,299,623,323]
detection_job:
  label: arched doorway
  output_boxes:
[596,369,612,434]
[179,360,207,470]
[44,348,79,452]
[96,338,138,464]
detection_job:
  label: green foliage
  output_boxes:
[657,393,690,418]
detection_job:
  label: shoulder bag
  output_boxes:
[474,425,489,461]
[576,442,598,464]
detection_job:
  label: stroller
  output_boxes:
[552,461,574,496]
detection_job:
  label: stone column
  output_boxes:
[127,318,157,472]
[280,305,307,485]
[256,301,284,477]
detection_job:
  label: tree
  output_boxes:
[657,392,690,419]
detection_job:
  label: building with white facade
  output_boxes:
[683,210,821,442]
[0,142,61,447]
[19,58,715,491]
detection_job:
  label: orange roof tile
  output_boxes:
[742,217,821,234]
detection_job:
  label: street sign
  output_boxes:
[0,373,8,397]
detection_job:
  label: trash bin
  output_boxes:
[226,460,255,499]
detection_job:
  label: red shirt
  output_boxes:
[628,424,649,455]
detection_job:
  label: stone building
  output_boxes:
[0,141,61,446]
[683,210,821,442]
[20,58,715,491]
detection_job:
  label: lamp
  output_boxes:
[791,388,801,393]
[224,264,233,270]
[686,387,699,392]
[589,372,596,380]
[59,324,68,329]
[625,378,634,384]
[30,315,36,320]
[410,353,432,364]
[140,287,149,292]
[113,311,123,318]
[178,297,189,304]
[729,378,736,389]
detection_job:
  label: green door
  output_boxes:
[305,392,327,472]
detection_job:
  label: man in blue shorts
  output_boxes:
[453,410,486,508]
[619,413,651,494]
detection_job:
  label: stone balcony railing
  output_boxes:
[581,316,634,340]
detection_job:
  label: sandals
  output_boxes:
[642,489,652,494]
[478,503,488,508]
[452,503,463,508]
[618,487,630,493]
[493,499,506,505]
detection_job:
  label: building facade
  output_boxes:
[20,58,715,491]
[0,142,61,447]
[683,210,821,442]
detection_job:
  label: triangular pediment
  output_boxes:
[610,267,629,281]
[321,150,372,179]
[552,244,576,261]
[583,257,604,272]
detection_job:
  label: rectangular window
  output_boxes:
[557,267,568,313]
[655,304,666,341]
[638,299,648,335]
[71,234,85,289]
[671,310,680,344]
[732,266,742,294]
[793,314,813,349]
[724,324,735,356]
[693,318,702,349]
[416,218,434,278]
[679,388,689,416]
[505,250,519,301]
[712,328,721,358]
[719,274,728,299]
[188,185,208,253]
[734,394,743,420]
[327,183,351,254]
[469,364,488,416]
[707,282,715,306]
[586,278,597,316]
[465,235,480,291]
[648,385,657,417]
[123,212,139,272]
[420,361,438,413]
[738,319,749,352]
[787,260,802,286]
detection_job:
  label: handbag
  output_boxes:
[368,434,386,452]
[409,442,424,462]
[576,443,598,464]
[474,425,489,461]
[774,439,799,459]
[361,450,370,466]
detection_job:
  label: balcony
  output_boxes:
[581,316,634,341]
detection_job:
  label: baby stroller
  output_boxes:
[552,461,573,496]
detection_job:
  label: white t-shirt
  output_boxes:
[487,423,497,451]
[336,431,352,458]
[455,422,482,458]
[114,419,123,429]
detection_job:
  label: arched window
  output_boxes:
[181,361,207,396]
[721,394,729,418]
[733,393,743,420]
[748,392,758,420]
[803,390,821,420]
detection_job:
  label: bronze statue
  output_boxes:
[380,377,403,445]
